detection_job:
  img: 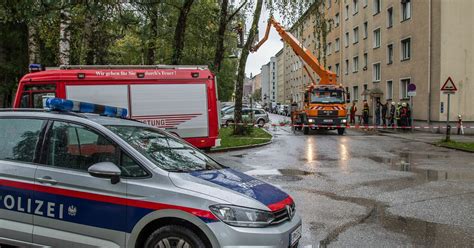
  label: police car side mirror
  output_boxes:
[88,162,122,185]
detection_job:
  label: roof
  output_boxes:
[0,109,147,127]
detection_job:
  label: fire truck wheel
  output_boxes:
[337,128,345,135]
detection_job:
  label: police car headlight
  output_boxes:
[210,205,275,227]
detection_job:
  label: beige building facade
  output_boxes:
[275,49,286,103]
[282,0,473,122]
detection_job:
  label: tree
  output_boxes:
[171,0,194,65]
[59,0,71,65]
[233,0,263,135]
[213,0,247,72]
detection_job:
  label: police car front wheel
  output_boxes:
[144,225,206,248]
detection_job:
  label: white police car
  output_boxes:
[0,98,301,247]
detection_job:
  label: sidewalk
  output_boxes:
[378,129,474,152]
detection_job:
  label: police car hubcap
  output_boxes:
[156,237,191,248]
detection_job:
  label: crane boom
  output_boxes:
[251,17,338,85]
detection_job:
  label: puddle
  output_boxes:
[246,169,316,182]
[279,169,314,176]
[367,154,474,183]
[305,189,474,247]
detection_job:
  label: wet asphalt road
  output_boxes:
[209,113,474,247]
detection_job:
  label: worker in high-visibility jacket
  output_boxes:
[396,102,402,127]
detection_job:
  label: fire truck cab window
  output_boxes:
[311,89,344,104]
[20,94,29,108]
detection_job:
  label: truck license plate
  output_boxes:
[290,225,302,246]
[323,119,333,123]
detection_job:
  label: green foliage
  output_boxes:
[218,126,271,149]
[0,1,242,104]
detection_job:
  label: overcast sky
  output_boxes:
[244,5,284,78]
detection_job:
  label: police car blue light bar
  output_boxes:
[45,98,128,118]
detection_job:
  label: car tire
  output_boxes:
[257,119,265,127]
[226,120,234,127]
[337,128,345,135]
[144,225,206,248]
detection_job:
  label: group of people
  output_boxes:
[349,100,412,128]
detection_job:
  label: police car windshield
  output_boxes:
[106,126,223,172]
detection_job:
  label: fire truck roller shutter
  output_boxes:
[130,84,209,138]
[65,85,130,116]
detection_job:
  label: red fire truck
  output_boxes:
[13,65,221,149]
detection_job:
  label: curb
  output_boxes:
[207,128,274,153]
[435,144,474,153]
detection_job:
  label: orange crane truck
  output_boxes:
[251,17,350,135]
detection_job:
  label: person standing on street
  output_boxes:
[363,100,370,125]
[375,99,381,126]
[382,100,388,126]
[406,103,412,127]
[396,102,402,127]
[400,102,408,129]
[350,101,357,124]
[389,102,396,127]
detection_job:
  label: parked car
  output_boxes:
[221,108,270,127]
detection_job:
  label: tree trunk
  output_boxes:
[27,22,40,64]
[171,0,194,65]
[146,3,158,65]
[212,0,229,72]
[84,10,97,65]
[233,0,263,135]
[59,1,71,65]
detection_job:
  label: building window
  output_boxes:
[345,5,349,20]
[345,32,349,47]
[353,0,359,15]
[335,13,340,27]
[327,42,332,55]
[328,66,332,71]
[353,27,359,44]
[401,38,411,60]
[335,63,340,76]
[363,53,368,69]
[386,80,393,100]
[373,28,381,48]
[363,21,368,39]
[363,84,368,100]
[345,59,349,75]
[353,86,359,100]
[327,0,332,9]
[363,0,368,8]
[400,78,410,99]
[335,38,340,52]
[387,7,393,28]
[402,0,411,21]
[353,56,359,73]
[387,44,394,64]
[373,0,381,15]
[373,63,381,82]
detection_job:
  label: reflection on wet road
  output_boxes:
[210,114,474,247]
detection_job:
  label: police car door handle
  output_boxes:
[37,176,58,185]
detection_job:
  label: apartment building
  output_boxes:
[275,49,286,103]
[283,0,473,122]
[261,57,278,106]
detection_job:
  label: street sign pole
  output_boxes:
[440,77,457,142]
[446,93,451,142]
[410,96,414,132]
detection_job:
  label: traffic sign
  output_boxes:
[408,91,416,97]
[441,76,457,92]
[408,83,416,92]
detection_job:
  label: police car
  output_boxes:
[0,98,302,248]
